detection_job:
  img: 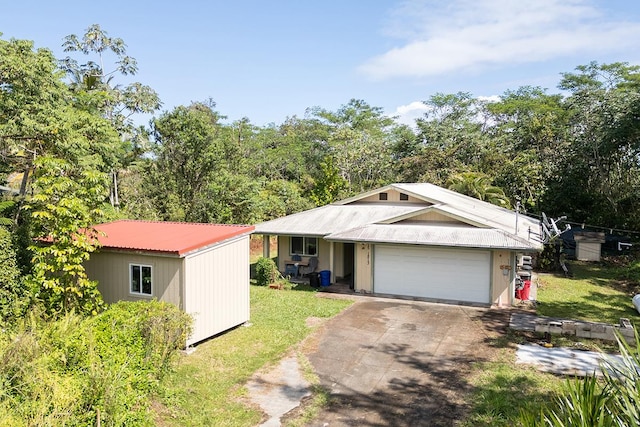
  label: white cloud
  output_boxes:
[390,101,431,126]
[360,0,640,80]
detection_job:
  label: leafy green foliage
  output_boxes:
[25,155,108,316]
[0,301,191,426]
[255,256,279,286]
[447,171,511,208]
[0,226,27,325]
[522,331,640,426]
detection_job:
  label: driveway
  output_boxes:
[300,297,508,427]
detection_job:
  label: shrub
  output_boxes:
[0,227,28,325]
[0,301,192,426]
[255,257,279,286]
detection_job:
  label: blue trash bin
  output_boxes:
[319,270,331,287]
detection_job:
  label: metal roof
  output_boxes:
[253,203,426,236]
[326,223,539,251]
[93,220,254,256]
[254,183,543,251]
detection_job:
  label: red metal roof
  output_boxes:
[93,220,254,256]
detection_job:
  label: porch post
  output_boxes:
[329,241,335,283]
[262,235,270,258]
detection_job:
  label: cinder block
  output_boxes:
[562,321,577,333]
[591,323,606,334]
[576,328,591,338]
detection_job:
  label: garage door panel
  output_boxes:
[374,245,490,304]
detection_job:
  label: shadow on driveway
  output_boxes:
[303,298,508,426]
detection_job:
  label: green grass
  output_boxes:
[466,259,640,426]
[463,332,565,426]
[536,262,640,324]
[154,285,352,426]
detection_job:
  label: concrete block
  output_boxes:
[562,321,577,333]
[576,330,591,339]
[591,323,606,334]
[549,321,563,335]
[590,330,613,341]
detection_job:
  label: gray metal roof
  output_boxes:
[254,203,426,236]
[254,182,543,251]
[326,223,539,250]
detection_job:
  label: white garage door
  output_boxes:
[374,245,491,304]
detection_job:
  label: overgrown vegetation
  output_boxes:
[521,332,640,426]
[155,285,352,426]
[0,301,191,426]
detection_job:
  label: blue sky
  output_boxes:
[2,0,640,126]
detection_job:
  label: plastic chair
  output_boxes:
[284,263,298,277]
[300,256,318,277]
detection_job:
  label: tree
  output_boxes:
[61,24,161,209]
[486,86,569,212]
[0,37,69,197]
[310,99,397,193]
[147,102,227,222]
[25,156,108,316]
[545,62,640,229]
[446,172,511,208]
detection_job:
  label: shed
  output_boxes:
[84,220,254,346]
[574,231,606,262]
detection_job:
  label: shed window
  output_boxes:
[291,236,318,256]
[400,193,409,201]
[379,192,388,200]
[130,264,152,296]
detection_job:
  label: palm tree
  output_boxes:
[446,172,512,208]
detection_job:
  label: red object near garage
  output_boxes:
[521,280,531,300]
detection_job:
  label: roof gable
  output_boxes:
[93,220,254,256]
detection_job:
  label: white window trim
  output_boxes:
[129,263,153,297]
[290,236,318,256]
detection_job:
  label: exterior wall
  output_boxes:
[576,242,602,262]
[491,250,513,306]
[184,235,250,346]
[354,243,373,292]
[276,235,330,274]
[401,211,463,223]
[359,189,427,204]
[87,251,183,305]
[333,242,344,278]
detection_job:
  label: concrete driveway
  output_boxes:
[303,297,506,427]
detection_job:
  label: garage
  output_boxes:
[374,244,491,304]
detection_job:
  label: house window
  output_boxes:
[291,236,318,256]
[130,264,152,296]
[379,192,388,200]
[400,193,409,201]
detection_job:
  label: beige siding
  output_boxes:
[354,243,373,292]
[576,242,602,261]
[359,188,427,204]
[401,211,463,223]
[87,251,183,305]
[276,235,329,273]
[184,235,250,346]
[491,250,514,306]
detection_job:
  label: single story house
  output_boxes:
[84,220,254,346]
[254,183,542,306]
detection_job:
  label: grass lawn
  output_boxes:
[154,284,352,427]
[464,341,565,426]
[466,258,640,426]
[536,261,640,324]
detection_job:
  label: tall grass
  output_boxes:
[0,301,191,426]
